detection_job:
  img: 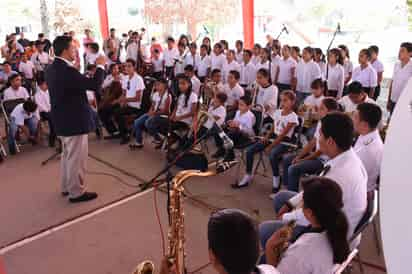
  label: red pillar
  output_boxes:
[98,0,109,39]
[242,0,254,49]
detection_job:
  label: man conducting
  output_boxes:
[46,35,105,203]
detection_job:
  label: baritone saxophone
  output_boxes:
[132,161,238,274]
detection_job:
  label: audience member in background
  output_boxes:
[82,29,94,54]
[239,49,257,91]
[352,49,377,99]
[294,47,321,104]
[265,177,350,274]
[338,44,353,96]
[254,68,278,121]
[270,43,282,82]
[103,28,120,58]
[339,81,375,114]
[99,81,124,138]
[160,208,280,274]
[115,58,145,144]
[275,45,297,92]
[368,45,384,100]
[174,42,187,76]
[126,32,140,62]
[85,43,100,66]
[19,53,36,93]
[184,65,201,96]
[17,32,30,48]
[31,40,51,74]
[37,33,51,53]
[5,39,22,71]
[151,49,164,79]
[149,37,163,59]
[326,48,345,98]
[185,42,200,71]
[235,40,244,63]
[202,37,212,55]
[235,91,298,191]
[34,77,56,147]
[102,63,124,89]
[210,43,226,71]
[86,87,102,139]
[223,70,244,120]
[3,74,29,101]
[8,100,39,155]
[0,61,17,90]
[283,97,340,192]
[214,96,255,161]
[197,44,211,83]
[313,48,326,80]
[353,103,383,200]
[222,50,241,84]
[387,42,412,114]
[163,37,178,80]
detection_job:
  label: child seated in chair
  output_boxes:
[234,91,298,193]
[213,96,255,160]
[298,78,324,138]
[8,100,39,155]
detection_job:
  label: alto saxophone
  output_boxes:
[132,161,237,274]
[271,220,296,264]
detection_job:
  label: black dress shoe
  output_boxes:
[61,192,69,197]
[231,182,249,189]
[69,192,98,203]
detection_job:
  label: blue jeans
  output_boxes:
[8,116,38,153]
[145,115,169,137]
[245,141,289,175]
[282,153,324,192]
[133,113,150,143]
[296,91,310,106]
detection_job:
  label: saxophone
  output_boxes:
[271,220,296,264]
[132,161,238,274]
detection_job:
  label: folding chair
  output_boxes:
[349,189,379,274]
[333,248,359,274]
[1,98,27,153]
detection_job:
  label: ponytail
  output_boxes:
[325,209,350,263]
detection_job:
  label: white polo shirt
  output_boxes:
[277,57,297,85]
[34,88,51,113]
[163,47,179,67]
[10,103,35,126]
[122,73,145,109]
[191,75,201,96]
[295,60,321,93]
[18,61,35,79]
[326,63,345,98]
[176,92,198,125]
[240,62,257,87]
[223,83,244,106]
[197,55,211,78]
[210,52,226,71]
[204,104,226,129]
[391,60,412,102]
[151,91,171,112]
[338,95,376,113]
[272,109,299,138]
[285,148,368,238]
[352,64,377,88]
[234,110,255,137]
[354,129,383,192]
[102,74,125,89]
[222,60,241,83]
[256,84,278,118]
[3,86,29,101]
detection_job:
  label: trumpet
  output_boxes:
[132,161,238,274]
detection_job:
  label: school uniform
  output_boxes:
[210,52,226,71]
[371,59,384,100]
[185,52,201,70]
[271,55,281,82]
[85,52,99,66]
[326,63,345,98]
[240,62,257,89]
[352,64,377,97]
[223,83,244,113]
[174,52,187,76]
[34,88,56,146]
[354,129,383,193]
[389,60,412,113]
[102,74,125,89]
[163,47,179,79]
[3,86,30,101]
[255,84,278,119]
[191,75,201,96]
[18,61,35,81]
[295,60,321,103]
[204,104,227,129]
[197,55,212,81]
[175,92,198,125]
[303,95,324,109]
[151,57,164,78]
[251,55,261,66]
[235,50,244,63]
[276,57,297,91]
[222,60,241,83]
[338,95,376,113]
[126,41,140,62]
[317,61,327,81]
[256,60,270,72]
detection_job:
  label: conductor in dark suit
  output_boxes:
[46,36,105,203]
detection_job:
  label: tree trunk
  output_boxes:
[40,0,50,37]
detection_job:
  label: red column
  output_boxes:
[242,0,254,49]
[98,0,109,39]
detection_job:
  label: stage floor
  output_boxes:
[0,135,386,274]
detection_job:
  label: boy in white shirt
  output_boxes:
[18,54,36,92]
[3,74,30,101]
[239,50,257,91]
[34,78,56,147]
[275,45,297,92]
[85,42,100,66]
[126,32,140,62]
[184,65,201,96]
[185,42,201,72]
[368,45,384,100]
[174,42,187,76]
[163,37,178,79]
[353,102,383,200]
[30,41,51,72]
[339,81,375,114]
[223,70,244,119]
[151,49,164,79]
[235,40,244,63]
[210,43,226,71]
[197,44,211,82]
[222,50,241,83]
[7,100,39,155]
[352,49,377,99]
[255,68,278,120]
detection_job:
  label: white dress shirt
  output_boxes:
[126,41,139,62]
[163,47,179,67]
[18,61,35,79]
[10,103,36,126]
[197,55,211,78]
[255,60,270,72]
[222,60,241,83]
[3,86,29,101]
[176,92,198,125]
[174,52,187,75]
[285,148,368,238]
[271,55,281,83]
[191,76,201,96]
[277,57,297,85]
[295,60,321,93]
[327,63,345,98]
[122,73,145,109]
[234,110,255,137]
[210,52,226,71]
[240,62,257,87]
[354,130,383,192]
[223,83,244,107]
[256,84,278,119]
[391,60,412,102]
[371,59,384,74]
[277,232,335,274]
[352,64,377,88]
[235,51,244,63]
[338,95,376,113]
[151,56,164,72]
[251,55,261,66]
[204,105,227,129]
[343,59,353,80]
[31,51,50,71]
[185,52,201,69]
[317,61,327,80]
[34,88,51,113]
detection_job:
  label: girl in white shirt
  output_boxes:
[235,40,244,63]
[352,49,377,99]
[34,78,56,147]
[338,45,353,93]
[266,177,350,274]
[222,50,241,83]
[151,49,164,79]
[256,48,271,72]
[235,91,298,190]
[252,44,262,65]
[211,43,226,71]
[368,45,384,100]
[314,48,326,80]
[275,45,297,92]
[291,46,301,63]
[326,48,345,98]
[294,47,321,104]
[254,68,278,121]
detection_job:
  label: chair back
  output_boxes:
[1,98,26,123]
[350,189,379,243]
[333,248,359,274]
[288,116,304,147]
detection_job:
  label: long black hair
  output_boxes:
[329,48,344,65]
[302,177,350,264]
[177,75,193,107]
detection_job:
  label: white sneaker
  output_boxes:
[239,174,252,186]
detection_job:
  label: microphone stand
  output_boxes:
[275,26,288,40]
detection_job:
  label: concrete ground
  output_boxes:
[0,133,387,274]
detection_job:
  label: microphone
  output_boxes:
[282,24,289,34]
[216,160,238,174]
[203,25,210,35]
[337,23,341,33]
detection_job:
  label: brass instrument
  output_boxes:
[133,162,237,274]
[271,220,296,264]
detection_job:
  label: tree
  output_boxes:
[40,0,50,36]
[143,0,239,39]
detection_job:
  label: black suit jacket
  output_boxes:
[45,58,105,136]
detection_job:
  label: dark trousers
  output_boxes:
[98,104,121,134]
[40,111,56,146]
[114,106,144,139]
[373,85,381,101]
[165,66,174,80]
